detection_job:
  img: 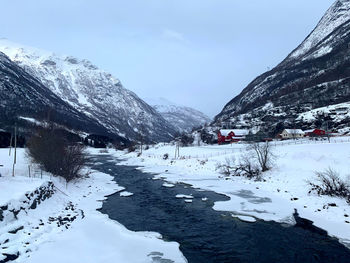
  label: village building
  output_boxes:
[304,128,326,137]
[279,129,305,139]
[217,129,249,144]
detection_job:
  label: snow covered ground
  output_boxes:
[115,137,350,248]
[0,148,186,263]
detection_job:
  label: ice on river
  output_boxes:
[162,183,175,188]
[120,191,134,197]
[176,194,194,199]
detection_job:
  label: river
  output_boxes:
[91,155,350,263]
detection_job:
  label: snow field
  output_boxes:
[0,148,187,263]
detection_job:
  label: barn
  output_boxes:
[218,129,249,144]
[304,129,326,137]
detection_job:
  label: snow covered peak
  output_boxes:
[0,39,176,142]
[289,0,350,59]
[144,97,180,109]
[145,97,211,132]
[0,39,113,79]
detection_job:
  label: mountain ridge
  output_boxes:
[214,0,350,133]
[0,39,176,143]
[145,97,211,133]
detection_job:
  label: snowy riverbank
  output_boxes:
[0,148,186,263]
[115,138,350,248]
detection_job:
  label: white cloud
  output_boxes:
[162,29,185,42]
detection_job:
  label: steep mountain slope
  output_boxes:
[0,51,129,143]
[0,39,176,142]
[215,0,350,133]
[145,97,211,133]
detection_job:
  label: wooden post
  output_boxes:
[12,124,17,177]
[9,134,12,156]
[175,143,177,159]
[14,124,17,164]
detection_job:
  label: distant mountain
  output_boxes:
[0,39,176,143]
[0,51,129,143]
[214,0,350,133]
[145,97,211,133]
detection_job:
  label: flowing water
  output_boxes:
[91,155,350,263]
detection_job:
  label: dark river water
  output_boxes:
[90,155,350,263]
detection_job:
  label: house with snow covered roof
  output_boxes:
[280,129,305,139]
[303,128,326,137]
[218,129,249,144]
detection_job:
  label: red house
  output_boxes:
[304,129,326,137]
[218,129,249,144]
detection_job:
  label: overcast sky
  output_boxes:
[0,0,334,117]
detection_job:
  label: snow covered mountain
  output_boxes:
[145,97,211,133]
[214,0,350,133]
[0,51,125,141]
[0,39,176,143]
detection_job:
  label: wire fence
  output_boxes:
[143,136,350,160]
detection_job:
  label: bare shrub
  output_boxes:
[180,133,194,147]
[216,142,274,180]
[216,156,261,180]
[60,145,88,183]
[247,141,275,172]
[199,159,208,165]
[127,145,136,153]
[232,155,261,180]
[216,157,234,176]
[27,128,66,176]
[27,128,88,184]
[308,168,350,203]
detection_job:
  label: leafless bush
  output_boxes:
[216,156,261,180]
[27,128,88,184]
[308,168,350,203]
[199,159,208,165]
[232,155,261,180]
[127,145,136,153]
[216,157,234,176]
[247,141,275,172]
[60,145,88,183]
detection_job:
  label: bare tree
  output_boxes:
[27,127,88,185]
[60,145,88,184]
[248,141,274,172]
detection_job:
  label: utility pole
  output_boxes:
[138,112,145,155]
[12,124,17,177]
[326,120,330,143]
[9,134,13,156]
[174,140,180,159]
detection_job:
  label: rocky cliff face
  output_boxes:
[0,51,130,143]
[0,39,176,143]
[214,0,350,133]
[145,97,211,133]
